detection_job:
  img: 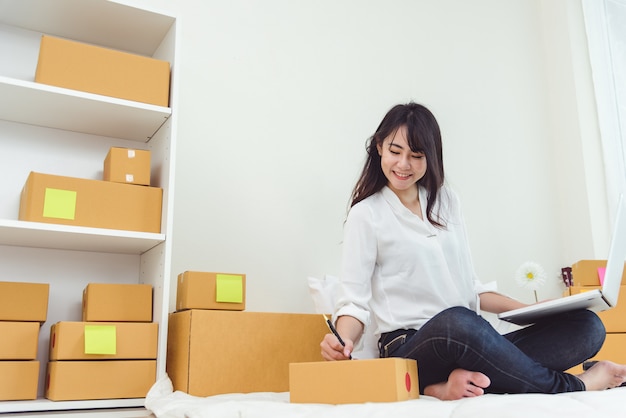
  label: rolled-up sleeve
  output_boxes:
[333,203,376,328]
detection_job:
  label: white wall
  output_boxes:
[128,0,608,311]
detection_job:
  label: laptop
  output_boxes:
[498,195,626,325]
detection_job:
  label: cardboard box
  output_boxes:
[0,322,40,360]
[45,360,156,401]
[568,285,626,332]
[0,361,39,400]
[49,321,157,360]
[104,147,151,186]
[82,283,153,322]
[0,281,49,322]
[571,260,626,286]
[290,358,419,404]
[35,35,170,107]
[176,271,246,311]
[19,172,162,234]
[167,310,328,396]
[567,333,626,374]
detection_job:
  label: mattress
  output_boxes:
[145,376,626,418]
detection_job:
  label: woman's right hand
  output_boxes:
[320,332,354,361]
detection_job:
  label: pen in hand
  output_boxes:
[323,314,352,360]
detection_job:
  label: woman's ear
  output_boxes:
[376,142,382,156]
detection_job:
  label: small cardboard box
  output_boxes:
[82,283,153,322]
[19,172,162,233]
[290,358,419,404]
[176,271,246,311]
[0,361,39,400]
[104,147,151,186]
[35,35,170,107]
[45,359,156,401]
[571,260,626,286]
[567,285,626,332]
[0,322,40,360]
[567,333,626,374]
[49,321,158,360]
[167,310,328,396]
[0,281,49,322]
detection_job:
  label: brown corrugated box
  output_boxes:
[104,147,151,186]
[0,281,49,322]
[82,283,153,322]
[49,321,158,360]
[35,35,170,107]
[0,321,40,360]
[167,310,328,396]
[0,361,39,400]
[290,358,419,404]
[19,172,162,233]
[571,260,626,286]
[45,360,156,401]
[176,271,246,311]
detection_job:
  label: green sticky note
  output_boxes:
[84,325,117,355]
[43,188,77,220]
[216,274,243,303]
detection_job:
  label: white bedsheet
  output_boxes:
[145,376,626,418]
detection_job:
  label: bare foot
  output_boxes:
[577,360,626,391]
[424,369,491,400]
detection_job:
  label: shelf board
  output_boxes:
[0,0,175,56]
[0,76,171,142]
[0,219,164,255]
[0,397,146,414]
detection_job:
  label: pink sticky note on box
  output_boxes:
[598,267,606,285]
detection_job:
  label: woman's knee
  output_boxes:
[425,306,491,338]
[575,310,606,351]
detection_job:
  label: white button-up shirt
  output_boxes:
[334,185,488,338]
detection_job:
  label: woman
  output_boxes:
[320,102,626,400]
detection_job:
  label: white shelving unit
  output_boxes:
[0,0,178,414]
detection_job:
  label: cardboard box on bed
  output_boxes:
[35,35,170,107]
[567,333,626,374]
[566,285,626,332]
[289,358,419,404]
[176,271,246,311]
[82,283,153,322]
[49,321,158,360]
[0,321,40,360]
[0,281,49,322]
[167,310,328,396]
[19,172,162,233]
[0,361,39,400]
[45,359,156,401]
[104,147,151,186]
[571,260,626,286]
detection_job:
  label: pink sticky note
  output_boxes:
[598,267,606,285]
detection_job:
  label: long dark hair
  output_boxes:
[350,102,446,228]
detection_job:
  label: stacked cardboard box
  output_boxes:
[0,281,49,401]
[45,283,157,401]
[35,35,170,107]
[19,147,161,233]
[566,260,626,374]
[167,271,329,396]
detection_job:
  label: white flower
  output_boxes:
[515,261,547,290]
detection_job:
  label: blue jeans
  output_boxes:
[378,306,606,394]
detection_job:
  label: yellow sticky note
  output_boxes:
[84,325,116,355]
[216,274,243,303]
[43,188,77,220]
